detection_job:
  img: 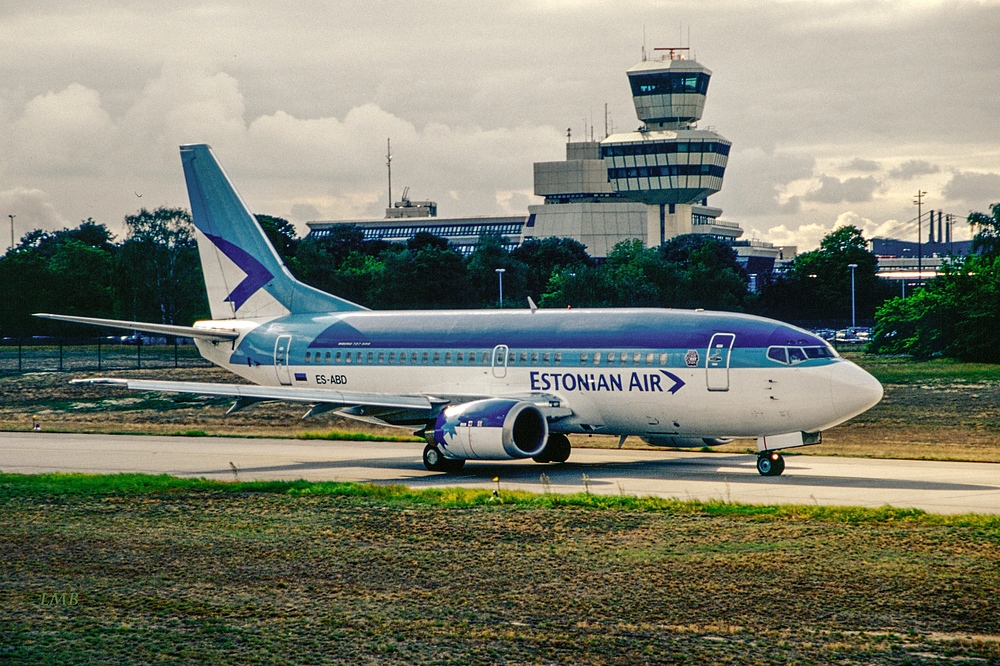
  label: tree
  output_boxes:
[255,215,298,262]
[755,225,893,326]
[114,207,207,325]
[466,234,528,307]
[512,237,593,301]
[0,220,116,336]
[870,204,1000,362]
[969,202,1000,260]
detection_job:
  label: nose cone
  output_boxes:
[829,360,883,422]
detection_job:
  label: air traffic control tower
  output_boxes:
[527,48,762,261]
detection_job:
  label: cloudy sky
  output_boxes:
[2,0,998,252]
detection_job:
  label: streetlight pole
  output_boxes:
[495,268,506,308]
[7,214,14,252]
[848,263,858,328]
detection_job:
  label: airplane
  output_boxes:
[36,143,883,476]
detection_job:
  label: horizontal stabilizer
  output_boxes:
[33,313,239,342]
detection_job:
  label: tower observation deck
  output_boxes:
[602,50,730,207]
[527,48,750,259]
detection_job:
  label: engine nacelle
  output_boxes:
[641,436,732,448]
[433,399,548,460]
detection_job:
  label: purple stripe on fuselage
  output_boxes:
[301,310,824,351]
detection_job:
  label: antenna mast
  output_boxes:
[386,138,392,207]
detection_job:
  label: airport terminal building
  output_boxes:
[307,50,785,276]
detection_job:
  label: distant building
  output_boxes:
[526,48,781,274]
[307,49,783,275]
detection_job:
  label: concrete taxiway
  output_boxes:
[2,431,998,514]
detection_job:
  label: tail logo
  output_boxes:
[205,233,273,311]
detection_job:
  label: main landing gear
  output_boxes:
[756,451,785,476]
[533,433,571,464]
[422,444,465,474]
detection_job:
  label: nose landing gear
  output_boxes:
[756,451,785,476]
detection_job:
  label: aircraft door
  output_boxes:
[274,335,293,385]
[706,333,735,391]
[491,344,509,378]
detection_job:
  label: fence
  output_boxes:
[0,337,214,375]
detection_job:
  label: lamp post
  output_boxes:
[847,263,858,328]
[495,268,506,308]
[7,214,14,252]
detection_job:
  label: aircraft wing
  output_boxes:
[34,313,239,342]
[71,378,573,424]
[71,378,437,413]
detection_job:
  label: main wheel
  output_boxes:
[548,433,571,463]
[533,433,571,464]
[423,444,446,472]
[756,452,784,476]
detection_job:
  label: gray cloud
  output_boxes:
[712,147,814,216]
[842,158,881,173]
[805,175,882,204]
[942,171,1000,206]
[0,0,997,248]
[888,159,940,180]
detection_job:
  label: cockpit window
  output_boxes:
[767,345,834,365]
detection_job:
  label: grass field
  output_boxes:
[2,351,999,463]
[2,473,999,664]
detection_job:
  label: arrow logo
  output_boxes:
[659,370,686,394]
[204,232,274,311]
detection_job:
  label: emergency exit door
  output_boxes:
[706,333,735,391]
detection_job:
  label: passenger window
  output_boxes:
[345,353,352,364]
[580,352,589,365]
[606,352,615,365]
[594,352,602,365]
[481,352,490,364]
[542,352,550,364]
[767,347,787,364]
[433,351,441,364]
[324,352,331,363]
[659,353,667,365]
[356,352,363,363]
[646,352,654,365]
[555,352,562,364]
[531,351,539,364]
[366,351,374,363]
[633,352,641,364]
[378,352,385,363]
[388,351,395,364]
[411,351,419,364]
[620,352,628,364]
[519,351,527,363]
[787,347,806,364]
[305,352,311,362]
[334,352,342,363]
[421,351,429,363]
[454,352,461,363]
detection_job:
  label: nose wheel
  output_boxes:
[756,452,785,476]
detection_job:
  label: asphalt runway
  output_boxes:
[2,431,999,515]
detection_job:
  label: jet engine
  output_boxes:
[432,399,548,460]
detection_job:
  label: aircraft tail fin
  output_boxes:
[180,143,366,320]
